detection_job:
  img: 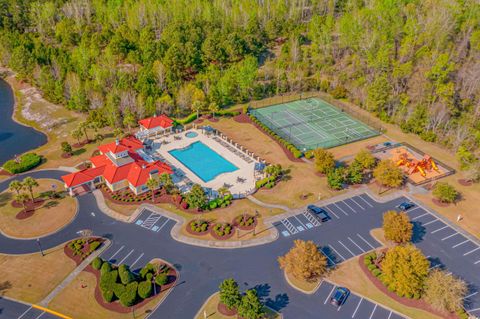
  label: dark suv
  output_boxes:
[397,202,415,211]
[330,287,350,307]
[306,205,330,222]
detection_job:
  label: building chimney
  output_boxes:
[142,164,146,169]
[115,139,120,145]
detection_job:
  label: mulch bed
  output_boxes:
[185,222,210,236]
[16,209,35,220]
[64,237,105,265]
[0,169,12,177]
[11,198,44,209]
[210,225,235,240]
[61,153,72,159]
[85,263,177,313]
[72,140,90,148]
[358,256,457,319]
[233,215,257,231]
[315,172,326,178]
[234,113,303,163]
[432,198,451,207]
[458,179,473,187]
[218,302,237,316]
[194,119,204,124]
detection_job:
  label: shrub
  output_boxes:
[372,269,382,277]
[3,153,42,174]
[432,182,459,203]
[100,261,112,275]
[102,290,114,303]
[89,241,101,252]
[138,280,153,299]
[330,85,348,99]
[146,273,153,281]
[100,270,118,293]
[118,264,135,285]
[119,282,138,307]
[367,264,377,271]
[113,283,126,299]
[175,113,197,125]
[155,274,168,286]
[91,257,103,270]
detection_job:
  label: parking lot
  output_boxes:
[134,209,174,233]
[403,205,480,317]
[0,299,63,319]
[101,241,149,271]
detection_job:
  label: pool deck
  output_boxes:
[153,129,258,196]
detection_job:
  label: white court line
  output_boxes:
[324,285,336,304]
[422,219,438,226]
[412,212,429,220]
[130,253,145,268]
[333,203,349,216]
[328,244,346,261]
[342,200,357,213]
[464,247,480,256]
[352,298,363,318]
[35,312,45,319]
[357,234,376,250]
[463,292,478,299]
[442,233,459,241]
[431,225,448,234]
[452,240,470,248]
[17,306,32,319]
[338,240,356,256]
[324,206,340,219]
[157,219,170,231]
[369,304,377,319]
[357,195,373,208]
[349,197,365,210]
[348,237,365,252]
[108,245,125,260]
[294,215,307,228]
[118,249,135,265]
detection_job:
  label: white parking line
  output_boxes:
[348,237,365,252]
[338,240,356,256]
[18,306,32,319]
[342,200,357,213]
[108,245,125,260]
[324,285,336,304]
[452,240,470,248]
[118,249,135,265]
[422,219,438,226]
[357,195,373,208]
[475,260,480,265]
[333,203,349,216]
[463,292,478,299]
[369,304,377,319]
[130,253,145,268]
[429,264,442,270]
[324,206,340,219]
[412,212,429,220]
[468,307,480,312]
[157,219,170,231]
[35,312,44,319]
[294,215,307,228]
[350,197,365,210]
[431,225,448,234]
[321,249,336,266]
[352,298,362,318]
[387,311,392,319]
[328,244,346,261]
[356,234,376,250]
[442,233,459,241]
[464,247,480,256]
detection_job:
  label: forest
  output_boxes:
[0,0,479,169]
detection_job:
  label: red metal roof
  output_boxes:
[62,166,105,187]
[98,136,144,155]
[127,161,173,187]
[138,115,173,130]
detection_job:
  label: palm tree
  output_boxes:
[159,173,174,194]
[22,177,39,202]
[15,193,29,211]
[208,102,220,119]
[79,121,90,142]
[191,101,203,120]
[146,177,160,202]
[71,129,83,145]
[9,180,24,195]
[217,186,230,198]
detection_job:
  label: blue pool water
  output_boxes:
[185,131,198,138]
[169,141,238,182]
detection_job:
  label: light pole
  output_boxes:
[36,238,44,256]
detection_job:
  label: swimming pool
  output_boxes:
[185,131,198,138]
[169,141,238,182]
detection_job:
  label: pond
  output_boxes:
[0,78,47,165]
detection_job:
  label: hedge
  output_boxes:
[138,281,153,299]
[113,283,126,299]
[100,261,112,275]
[3,153,42,174]
[155,274,168,286]
[174,113,198,125]
[119,282,138,307]
[102,290,114,303]
[89,241,101,252]
[118,264,135,285]
[249,114,303,158]
[91,257,103,270]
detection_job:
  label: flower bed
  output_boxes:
[64,237,104,265]
[210,223,235,240]
[186,220,210,235]
[233,215,257,230]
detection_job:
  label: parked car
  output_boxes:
[306,205,330,222]
[330,287,350,307]
[397,202,415,211]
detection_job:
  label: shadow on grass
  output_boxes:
[0,192,12,207]
[72,148,86,156]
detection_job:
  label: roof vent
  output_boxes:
[115,139,120,145]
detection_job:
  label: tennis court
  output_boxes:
[250,98,379,150]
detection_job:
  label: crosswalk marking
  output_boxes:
[141,212,162,229]
[303,211,321,226]
[281,219,298,234]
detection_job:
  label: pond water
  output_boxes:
[0,78,47,165]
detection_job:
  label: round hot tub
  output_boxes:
[185,131,199,138]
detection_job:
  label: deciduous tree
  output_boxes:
[423,269,467,313]
[237,289,265,319]
[373,160,403,190]
[219,278,241,310]
[382,211,413,244]
[432,182,459,203]
[314,148,335,174]
[278,240,327,281]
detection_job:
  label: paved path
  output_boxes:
[1,169,479,319]
[247,195,290,211]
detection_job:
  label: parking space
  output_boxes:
[0,302,64,319]
[320,232,379,266]
[101,242,147,271]
[401,204,480,316]
[134,209,173,233]
[315,281,406,319]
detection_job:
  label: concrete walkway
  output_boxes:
[246,195,290,211]
[38,239,111,307]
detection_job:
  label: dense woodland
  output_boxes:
[0,0,479,168]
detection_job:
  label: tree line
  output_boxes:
[0,0,479,169]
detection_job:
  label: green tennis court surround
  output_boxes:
[250,98,380,150]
